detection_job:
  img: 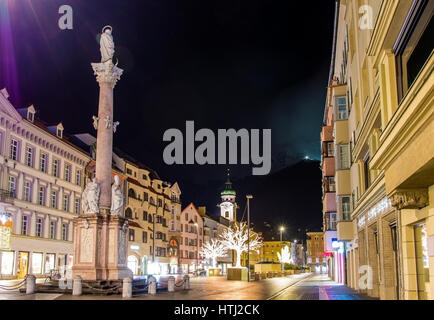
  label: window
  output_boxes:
[63,194,69,211]
[158,199,162,207]
[148,213,153,223]
[21,215,29,235]
[52,159,60,177]
[62,223,68,241]
[340,196,351,221]
[337,144,350,170]
[8,176,16,196]
[25,146,33,167]
[395,2,434,102]
[335,96,348,120]
[126,168,132,175]
[363,155,371,191]
[36,218,43,237]
[128,188,136,199]
[142,174,148,180]
[143,211,147,221]
[40,153,48,172]
[329,212,337,230]
[125,208,133,219]
[31,253,43,274]
[326,142,334,157]
[27,110,35,122]
[142,231,147,243]
[143,192,148,201]
[45,253,55,274]
[64,164,71,182]
[51,191,58,209]
[129,229,135,241]
[1,251,14,275]
[10,139,19,161]
[24,181,32,202]
[75,198,80,214]
[50,221,56,239]
[75,170,82,186]
[39,186,46,206]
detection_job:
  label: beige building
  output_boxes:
[0,88,90,279]
[324,0,433,300]
[121,154,182,276]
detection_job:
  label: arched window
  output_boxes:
[128,188,136,199]
[149,197,155,205]
[125,208,133,219]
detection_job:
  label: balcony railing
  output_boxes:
[0,190,15,204]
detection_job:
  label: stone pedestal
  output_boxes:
[72,214,132,281]
[227,267,248,281]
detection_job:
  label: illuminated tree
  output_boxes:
[220,222,263,268]
[277,246,293,264]
[200,239,228,268]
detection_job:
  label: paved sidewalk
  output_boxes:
[0,273,312,300]
[271,274,377,300]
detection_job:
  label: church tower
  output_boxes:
[219,170,237,222]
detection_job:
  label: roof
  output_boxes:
[221,170,236,196]
[113,147,160,180]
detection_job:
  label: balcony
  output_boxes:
[0,190,15,204]
[334,120,349,144]
[323,193,337,212]
[322,157,335,177]
[321,126,333,142]
[337,221,354,241]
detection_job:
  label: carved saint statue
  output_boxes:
[100,26,115,63]
[92,116,99,130]
[111,175,124,216]
[82,177,100,214]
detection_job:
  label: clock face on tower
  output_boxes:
[221,201,234,220]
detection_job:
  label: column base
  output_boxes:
[72,212,133,281]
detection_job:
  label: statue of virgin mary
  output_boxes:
[100,26,115,63]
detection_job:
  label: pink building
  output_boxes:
[179,203,203,274]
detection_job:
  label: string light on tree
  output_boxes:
[200,239,228,268]
[220,222,263,268]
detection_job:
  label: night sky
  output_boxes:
[1,0,335,240]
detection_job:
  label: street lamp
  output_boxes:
[246,195,253,282]
[279,226,285,241]
[279,226,285,273]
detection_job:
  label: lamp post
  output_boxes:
[279,226,285,272]
[246,195,253,282]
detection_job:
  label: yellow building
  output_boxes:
[325,0,433,300]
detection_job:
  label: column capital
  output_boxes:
[390,188,429,210]
[91,62,123,88]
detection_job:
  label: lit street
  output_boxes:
[0,273,373,300]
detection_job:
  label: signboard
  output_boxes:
[0,212,12,250]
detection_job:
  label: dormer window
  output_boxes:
[56,123,64,138]
[27,105,36,123]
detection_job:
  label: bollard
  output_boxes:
[183,274,190,290]
[26,274,36,294]
[122,277,133,298]
[148,276,157,295]
[73,276,82,296]
[168,276,175,292]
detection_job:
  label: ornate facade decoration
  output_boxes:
[390,189,429,210]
